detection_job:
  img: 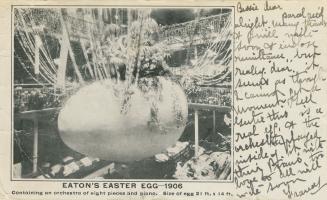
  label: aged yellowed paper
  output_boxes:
[0,0,327,199]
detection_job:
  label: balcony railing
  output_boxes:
[15,9,231,45]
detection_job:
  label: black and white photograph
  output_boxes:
[13,7,233,180]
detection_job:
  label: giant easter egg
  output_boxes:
[58,77,188,162]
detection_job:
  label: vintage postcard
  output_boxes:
[0,0,327,199]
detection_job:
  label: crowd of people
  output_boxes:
[186,87,231,106]
[189,94,231,106]
[14,87,63,112]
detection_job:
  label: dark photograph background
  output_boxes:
[13,7,233,180]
